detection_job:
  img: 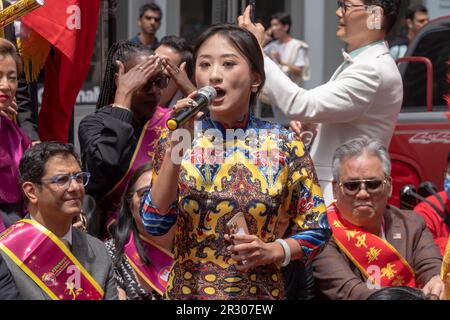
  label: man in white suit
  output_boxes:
[239,0,403,204]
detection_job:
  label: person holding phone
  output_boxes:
[262,12,310,126]
[239,1,403,205]
[140,24,330,300]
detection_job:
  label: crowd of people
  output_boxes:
[0,1,449,301]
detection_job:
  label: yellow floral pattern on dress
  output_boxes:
[145,115,330,300]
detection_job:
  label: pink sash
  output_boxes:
[0,115,31,204]
[102,106,170,226]
[124,234,173,296]
[0,219,104,300]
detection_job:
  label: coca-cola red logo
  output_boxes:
[409,132,450,144]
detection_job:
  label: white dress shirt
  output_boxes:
[263,41,403,204]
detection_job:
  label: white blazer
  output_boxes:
[263,42,403,202]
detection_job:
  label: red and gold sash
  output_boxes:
[102,106,170,227]
[328,204,416,288]
[0,219,104,300]
[124,233,173,296]
[442,237,450,300]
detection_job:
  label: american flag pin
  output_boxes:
[393,233,402,240]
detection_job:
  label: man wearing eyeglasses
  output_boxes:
[239,0,403,205]
[131,3,163,51]
[312,136,444,300]
[0,142,118,300]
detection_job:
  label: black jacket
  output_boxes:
[78,106,144,200]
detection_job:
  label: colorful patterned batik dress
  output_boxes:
[142,114,331,300]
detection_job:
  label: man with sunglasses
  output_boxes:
[239,0,403,205]
[0,142,118,300]
[312,136,444,300]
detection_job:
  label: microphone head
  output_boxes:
[197,86,217,105]
[400,184,418,210]
[401,184,416,196]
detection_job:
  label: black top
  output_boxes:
[78,106,144,200]
[104,238,160,300]
[130,34,159,51]
[16,78,40,142]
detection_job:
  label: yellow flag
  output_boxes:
[442,237,450,300]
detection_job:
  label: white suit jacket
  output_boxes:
[263,42,403,194]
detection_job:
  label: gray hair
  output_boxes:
[332,136,391,182]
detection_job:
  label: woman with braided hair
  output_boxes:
[79,40,171,238]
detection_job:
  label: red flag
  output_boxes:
[21,0,100,142]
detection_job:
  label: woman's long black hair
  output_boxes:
[109,163,153,266]
[96,40,152,109]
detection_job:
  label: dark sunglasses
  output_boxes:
[339,179,388,196]
[140,75,170,93]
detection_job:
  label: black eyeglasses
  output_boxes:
[337,0,371,13]
[40,172,91,189]
[339,178,388,196]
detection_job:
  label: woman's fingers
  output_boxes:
[140,55,162,79]
[290,121,302,135]
[172,95,198,113]
[162,59,181,77]
[238,6,266,47]
[116,60,125,77]
[180,62,186,72]
[6,106,18,116]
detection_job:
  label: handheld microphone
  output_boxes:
[400,185,422,210]
[166,86,217,131]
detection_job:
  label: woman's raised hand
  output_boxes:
[170,91,204,141]
[114,55,163,109]
[238,6,266,49]
[162,59,196,96]
[0,97,18,120]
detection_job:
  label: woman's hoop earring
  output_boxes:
[79,211,88,233]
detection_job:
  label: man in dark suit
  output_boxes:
[0,254,21,300]
[0,142,117,300]
[313,136,444,300]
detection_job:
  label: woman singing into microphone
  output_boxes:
[140,24,331,300]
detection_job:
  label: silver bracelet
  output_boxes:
[275,239,291,267]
